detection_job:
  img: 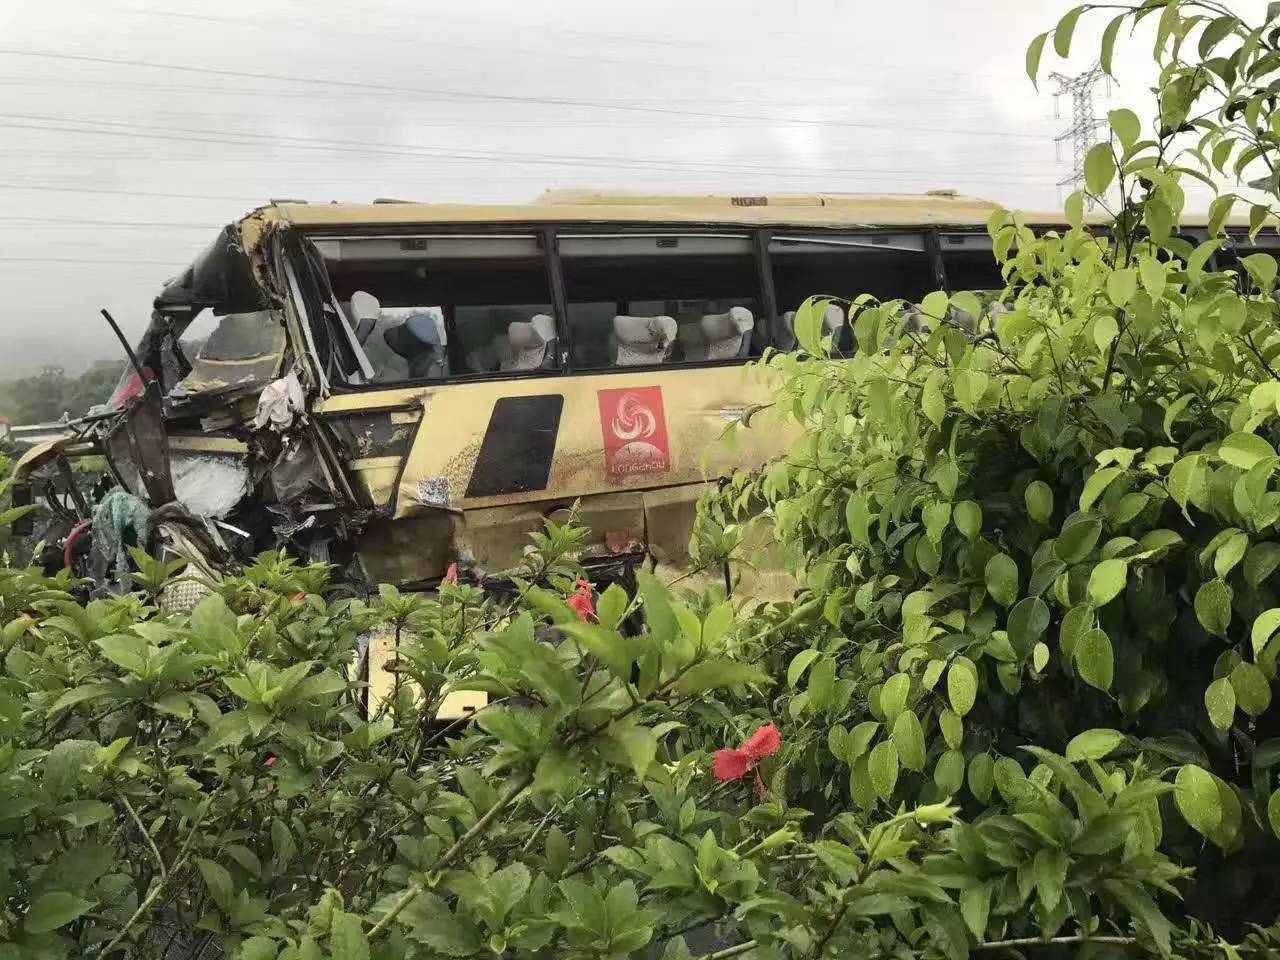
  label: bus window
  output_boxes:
[316,235,556,382]
[770,233,933,350]
[559,233,762,368]
[939,232,1005,291]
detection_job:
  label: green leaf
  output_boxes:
[1085,142,1117,195]
[1253,609,1280,658]
[1269,789,1280,838]
[1059,604,1094,664]
[845,493,872,545]
[1246,543,1280,586]
[954,501,982,540]
[1205,678,1236,731]
[892,711,926,772]
[1055,517,1102,563]
[939,709,963,749]
[1026,32,1049,87]
[198,859,235,913]
[1007,597,1050,655]
[42,739,97,800]
[960,881,992,939]
[330,911,370,960]
[1053,6,1083,57]
[1065,190,1085,229]
[1230,662,1272,716]
[984,553,1019,607]
[935,749,966,795]
[1034,847,1069,911]
[880,672,911,722]
[672,659,767,694]
[559,622,637,682]
[1167,394,1192,440]
[1220,432,1276,470]
[1065,728,1125,762]
[787,649,821,688]
[238,937,278,960]
[1215,531,1249,579]
[1168,454,1206,516]
[922,370,946,427]
[948,657,978,716]
[813,840,863,884]
[868,740,899,801]
[793,297,825,355]
[1139,254,1165,298]
[1076,629,1114,691]
[1195,579,1233,639]
[968,753,995,803]
[400,893,483,955]
[1087,558,1128,607]
[1100,13,1125,75]
[1109,108,1140,150]
[1175,765,1222,836]
[1106,269,1138,309]
[607,721,658,779]
[1024,481,1054,524]
[1093,314,1119,353]
[24,891,93,934]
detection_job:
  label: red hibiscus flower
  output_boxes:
[714,722,782,788]
[567,578,595,622]
[443,562,459,586]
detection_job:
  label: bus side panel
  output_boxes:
[392,365,788,518]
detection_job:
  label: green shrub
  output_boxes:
[12,3,1280,958]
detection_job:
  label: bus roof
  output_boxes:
[248,190,1038,232]
[238,189,1240,251]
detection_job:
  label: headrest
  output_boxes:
[701,306,754,340]
[613,314,676,347]
[507,314,555,350]
[350,290,381,323]
[383,311,443,360]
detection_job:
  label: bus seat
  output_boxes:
[778,311,798,351]
[613,315,676,366]
[823,303,846,334]
[466,343,497,374]
[677,321,709,362]
[349,290,381,344]
[384,311,447,380]
[502,314,556,371]
[701,306,754,360]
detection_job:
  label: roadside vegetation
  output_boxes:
[8,2,1280,957]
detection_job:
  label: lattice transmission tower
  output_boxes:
[1049,64,1108,203]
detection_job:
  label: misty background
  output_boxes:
[0,0,1266,380]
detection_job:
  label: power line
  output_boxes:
[0,114,1056,182]
[0,75,1044,110]
[0,180,259,202]
[103,3,1027,91]
[0,49,1049,139]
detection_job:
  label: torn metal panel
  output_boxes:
[105,386,174,505]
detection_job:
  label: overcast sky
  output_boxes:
[0,0,1265,375]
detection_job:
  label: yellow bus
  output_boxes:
[16,189,1268,600]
